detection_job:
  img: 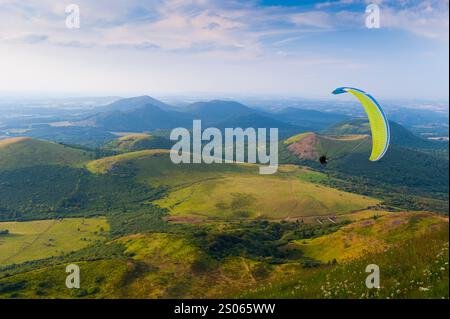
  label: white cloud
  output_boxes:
[290,11,333,28]
[0,0,447,55]
[0,0,447,98]
[380,1,449,41]
[315,0,356,10]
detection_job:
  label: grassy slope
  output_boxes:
[86,151,378,221]
[103,134,172,153]
[116,233,275,298]
[240,218,449,299]
[0,231,272,298]
[0,138,166,221]
[293,212,446,263]
[133,153,258,187]
[0,218,109,266]
[1,137,378,223]
[283,132,313,145]
[0,136,447,299]
[0,137,92,170]
[284,132,371,160]
[315,135,370,160]
[282,131,449,214]
[155,173,379,221]
[0,259,129,298]
[85,149,171,174]
[1,212,446,299]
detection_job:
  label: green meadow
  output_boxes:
[239,221,449,299]
[0,137,92,170]
[0,218,109,266]
[1,213,447,299]
[85,150,379,222]
[0,136,447,299]
[155,174,379,222]
[292,212,446,263]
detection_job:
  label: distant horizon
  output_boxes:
[0,91,448,105]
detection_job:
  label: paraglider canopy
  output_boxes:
[332,87,390,161]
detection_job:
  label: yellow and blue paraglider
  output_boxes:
[332,87,390,161]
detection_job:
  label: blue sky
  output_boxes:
[0,0,448,100]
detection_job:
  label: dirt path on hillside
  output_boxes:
[273,206,383,224]
[241,257,256,283]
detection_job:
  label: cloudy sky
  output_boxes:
[0,0,448,99]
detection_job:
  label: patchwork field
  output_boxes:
[0,218,109,266]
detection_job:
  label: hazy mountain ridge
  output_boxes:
[271,107,349,130]
[85,103,193,131]
[183,100,255,125]
[2,96,448,151]
[62,96,342,138]
[95,95,175,112]
[325,118,446,150]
